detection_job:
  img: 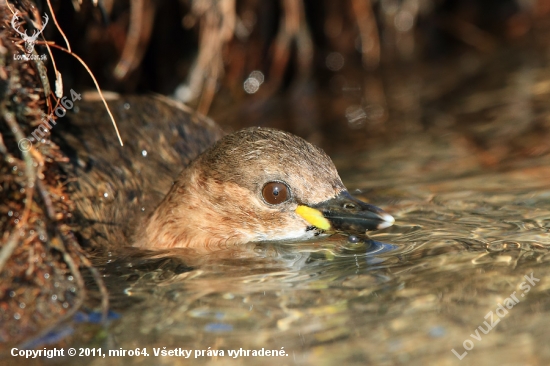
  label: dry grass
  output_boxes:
[0,1,107,346]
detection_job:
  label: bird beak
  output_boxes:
[295,191,395,233]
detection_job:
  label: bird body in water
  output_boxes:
[57,95,393,251]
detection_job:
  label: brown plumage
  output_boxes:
[57,95,223,249]
[136,128,346,250]
[58,95,393,251]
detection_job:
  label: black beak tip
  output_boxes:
[313,191,395,233]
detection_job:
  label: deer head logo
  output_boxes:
[11,12,49,54]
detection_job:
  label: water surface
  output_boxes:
[14,43,550,366]
[55,144,550,366]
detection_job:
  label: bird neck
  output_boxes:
[135,168,252,250]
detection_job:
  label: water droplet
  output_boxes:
[103,192,109,198]
[51,295,57,301]
[348,235,359,243]
[44,273,50,279]
[124,103,131,110]
[19,303,26,309]
[141,150,148,157]
[14,313,21,320]
[244,78,260,94]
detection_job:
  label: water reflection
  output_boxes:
[98,235,400,303]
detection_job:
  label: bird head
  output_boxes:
[139,127,394,250]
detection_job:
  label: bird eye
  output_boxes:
[262,182,290,205]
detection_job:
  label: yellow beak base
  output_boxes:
[295,205,331,231]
